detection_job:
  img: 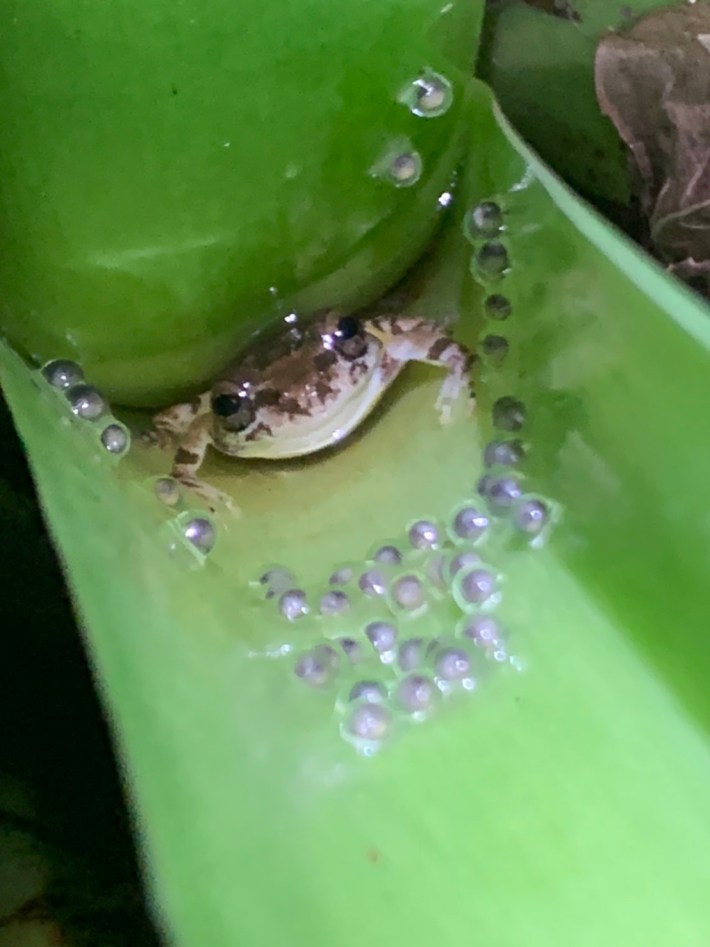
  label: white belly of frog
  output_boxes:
[149,311,475,513]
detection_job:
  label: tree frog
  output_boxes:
[150,310,475,511]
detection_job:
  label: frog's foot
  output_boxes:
[434,369,474,425]
[174,475,240,516]
[139,426,175,451]
[170,414,239,515]
[145,393,211,447]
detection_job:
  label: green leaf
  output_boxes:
[2,79,710,946]
[0,0,482,405]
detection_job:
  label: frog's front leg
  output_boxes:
[369,316,475,424]
[171,414,239,515]
[147,392,211,447]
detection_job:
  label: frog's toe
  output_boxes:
[436,399,454,425]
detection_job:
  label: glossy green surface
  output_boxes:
[2,81,710,946]
[0,0,481,406]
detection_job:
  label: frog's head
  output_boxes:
[209,313,383,460]
[209,384,258,457]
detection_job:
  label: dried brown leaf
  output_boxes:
[594,3,710,268]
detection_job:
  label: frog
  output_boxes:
[149,309,475,512]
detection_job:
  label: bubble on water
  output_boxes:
[319,589,350,616]
[67,384,107,420]
[365,620,398,659]
[42,359,84,390]
[397,637,426,672]
[343,702,393,744]
[391,573,426,612]
[407,520,441,550]
[372,544,402,565]
[348,680,388,703]
[466,201,504,239]
[181,515,216,555]
[359,568,388,597]
[399,69,453,117]
[472,241,510,281]
[452,566,499,611]
[448,504,489,544]
[295,645,339,688]
[484,439,525,468]
[459,614,504,649]
[395,674,438,715]
[480,475,523,512]
[492,396,526,432]
[100,422,130,454]
[484,294,512,320]
[279,589,309,621]
[481,335,509,364]
[512,497,550,535]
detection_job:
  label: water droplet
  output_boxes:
[512,497,549,535]
[320,589,350,616]
[484,439,525,468]
[41,359,84,390]
[391,574,426,612]
[397,637,426,671]
[100,422,130,454]
[480,475,523,511]
[492,396,526,432]
[279,589,309,620]
[365,620,398,658]
[295,645,339,687]
[388,152,422,186]
[449,504,489,544]
[182,515,216,554]
[481,335,509,364]
[359,568,388,597]
[349,680,388,703]
[407,520,441,550]
[155,476,181,507]
[434,646,473,682]
[472,242,510,281]
[400,69,453,117]
[452,566,498,610]
[484,294,512,320]
[344,702,392,742]
[67,384,106,420]
[467,201,503,238]
[372,544,402,565]
[395,674,438,714]
[460,614,504,648]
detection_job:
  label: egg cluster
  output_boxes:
[252,497,530,754]
[40,359,130,456]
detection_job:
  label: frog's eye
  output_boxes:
[211,392,255,431]
[335,316,359,340]
[333,316,367,359]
